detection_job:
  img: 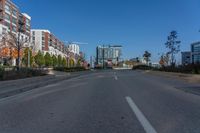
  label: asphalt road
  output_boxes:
[0,70,200,133]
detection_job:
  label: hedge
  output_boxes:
[0,67,47,80]
[132,64,200,74]
[53,67,87,72]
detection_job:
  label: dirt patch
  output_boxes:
[145,70,200,84]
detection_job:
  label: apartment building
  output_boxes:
[67,44,80,55]
[0,1,82,66]
[31,29,65,57]
[0,0,31,66]
[0,0,31,40]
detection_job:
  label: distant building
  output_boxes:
[151,62,161,68]
[67,44,80,55]
[96,45,122,67]
[191,42,200,64]
[140,58,148,64]
[90,56,95,68]
[130,57,140,62]
[181,52,191,65]
[31,29,65,57]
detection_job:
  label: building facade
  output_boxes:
[0,0,31,40]
[31,29,65,57]
[31,30,83,67]
[0,0,84,67]
[96,45,122,67]
[67,44,80,55]
[191,42,200,64]
[181,52,191,65]
[0,0,31,66]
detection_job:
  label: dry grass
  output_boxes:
[145,70,200,83]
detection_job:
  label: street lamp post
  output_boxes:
[16,31,21,70]
[102,44,105,69]
[28,47,31,68]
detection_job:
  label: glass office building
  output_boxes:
[181,52,191,65]
[191,42,200,64]
[96,45,122,67]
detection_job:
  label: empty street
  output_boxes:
[0,70,200,133]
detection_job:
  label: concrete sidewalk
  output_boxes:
[0,70,91,99]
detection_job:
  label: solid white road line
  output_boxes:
[125,96,157,133]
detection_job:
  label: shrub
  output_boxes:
[35,51,45,67]
[57,55,62,67]
[44,52,53,67]
[52,55,58,67]
[0,67,47,81]
[62,57,67,67]
[132,64,200,74]
[54,67,86,72]
[0,66,4,80]
[132,65,153,70]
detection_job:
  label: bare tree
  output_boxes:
[165,31,181,67]
[1,32,30,68]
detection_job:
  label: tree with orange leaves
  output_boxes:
[0,32,30,67]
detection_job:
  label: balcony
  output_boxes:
[0,13,3,20]
[0,4,3,12]
[18,14,25,25]
[18,19,25,25]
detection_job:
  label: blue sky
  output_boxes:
[13,0,200,62]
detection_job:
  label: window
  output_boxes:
[26,26,29,31]
[26,19,30,26]
[5,4,10,13]
[5,14,10,21]
[12,9,17,17]
[5,22,10,30]
[2,28,7,34]
[12,17,17,25]
[12,26,17,32]
[21,36,24,41]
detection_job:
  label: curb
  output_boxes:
[0,74,83,99]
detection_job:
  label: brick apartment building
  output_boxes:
[0,0,31,66]
[0,0,82,67]
[31,29,65,57]
[31,30,82,66]
[0,0,31,39]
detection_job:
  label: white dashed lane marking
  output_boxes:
[126,96,157,133]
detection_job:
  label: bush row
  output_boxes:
[132,65,153,70]
[132,64,200,74]
[0,67,47,81]
[53,67,87,72]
